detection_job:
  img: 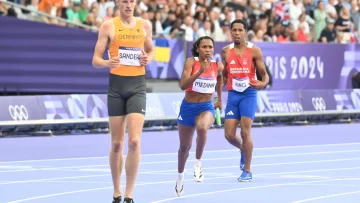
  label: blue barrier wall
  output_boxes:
[1,16,360,93]
[2,89,360,122]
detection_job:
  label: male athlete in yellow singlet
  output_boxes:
[92,0,154,202]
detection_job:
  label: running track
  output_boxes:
[1,123,360,203]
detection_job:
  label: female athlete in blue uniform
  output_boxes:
[175,36,224,196]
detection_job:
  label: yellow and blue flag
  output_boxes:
[154,38,170,63]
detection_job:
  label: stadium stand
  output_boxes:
[1,0,359,43]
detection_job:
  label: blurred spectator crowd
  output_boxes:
[1,0,359,43]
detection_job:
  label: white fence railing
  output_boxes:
[2,1,97,32]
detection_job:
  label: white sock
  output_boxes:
[195,159,201,166]
[178,172,184,181]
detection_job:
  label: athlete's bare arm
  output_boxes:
[179,58,196,90]
[221,46,229,87]
[179,58,205,90]
[250,46,269,89]
[92,20,116,68]
[141,19,154,65]
[216,62,224,103]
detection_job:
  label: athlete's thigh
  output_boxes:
[178,123,196,147]
[225,95,240,121]
[109,116,127,143]
[126,89,146,115]
[108,88,126,117]
[238,94,257,121]
[107,89,127,142]
[177,99,198,127]
[195,107,215,130]
[240,116,253,132]
[224,119,240,138]
[224,93,241,137]
[126,113,145,143]
[125,91,146,140]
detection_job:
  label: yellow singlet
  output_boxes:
[108,16,146,76]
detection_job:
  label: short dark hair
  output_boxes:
[230,19,248,31]
[191,36,214,57]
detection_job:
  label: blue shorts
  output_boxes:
[225,88,257,120]
[177,99,215,126]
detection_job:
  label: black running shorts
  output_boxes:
[107,73,146,117]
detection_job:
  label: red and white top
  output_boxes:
[185,57,218,94]
[226,42,257,92]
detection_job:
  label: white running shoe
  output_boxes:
[175,179,184,197]
[194,163,204,182]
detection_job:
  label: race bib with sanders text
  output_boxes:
[232,77,250,92]
[118,46,141,66]
[192,78,217,94]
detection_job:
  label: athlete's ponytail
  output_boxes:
[191,36,215,57]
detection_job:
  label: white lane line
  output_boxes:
[2,164,360,186]
[1,142,360,164]
[6,174,360,203]
[2,149,360,173]
[290,190,360,203]
[150,178,360,203]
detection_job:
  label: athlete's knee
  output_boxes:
[196,114,213,134]
[196,122,209,135]
[128,138,140,152]
[240,125,251,139]
[225,129,236,142]
[111,141,124,153]
[179,145,191,153]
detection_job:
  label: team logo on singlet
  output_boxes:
[118,46,141,66]
[192,77,217,94]
[243,58,248,65]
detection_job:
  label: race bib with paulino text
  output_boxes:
[232,77,250,92]
[192,78,217,94]
[118,46,141,66]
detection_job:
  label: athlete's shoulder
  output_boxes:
[100,18,114,31]
[221,43,233,52]
[185,57,196,63]
[98,18,114,37]
[140,18,152,30]
[249,42,262,58]
[140,17,151,25]
[247,41,257,49]
[139,17,152,38]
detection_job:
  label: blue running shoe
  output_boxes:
[240,152,245,171]
[238,171,252,182]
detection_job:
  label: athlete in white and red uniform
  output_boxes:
[222,19,269,181]
[175,36,223,196]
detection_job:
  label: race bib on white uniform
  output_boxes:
[192,78,217,94]
[118,46,141,66]
[232,77,250,92]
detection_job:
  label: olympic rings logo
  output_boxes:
[8,105,29,121]
[311,97,326,111]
